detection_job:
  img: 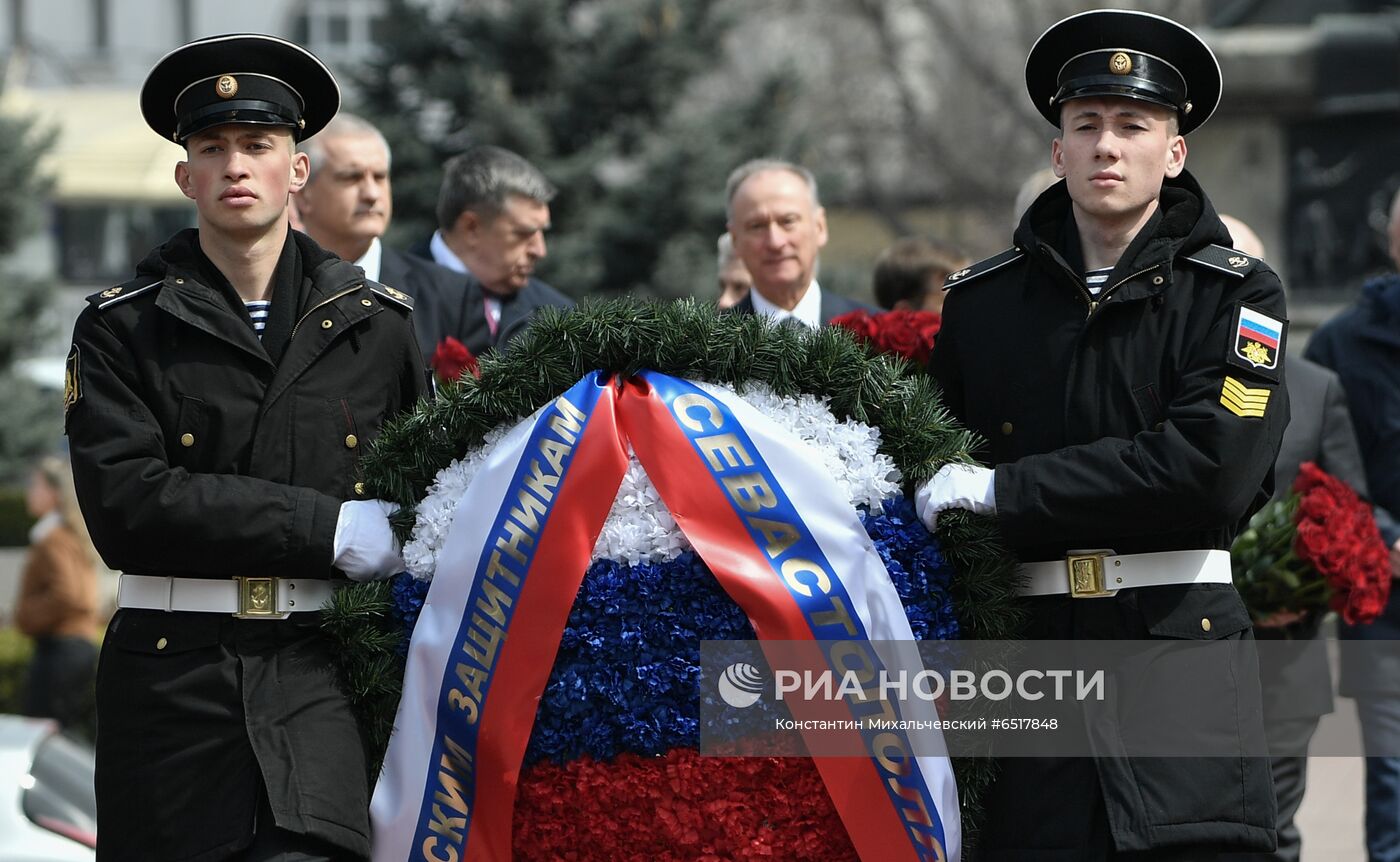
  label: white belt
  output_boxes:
[116,574,334,619]
[1017,549,1232,598]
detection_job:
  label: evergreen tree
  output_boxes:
[355,0,796,300]
[0,102,56,481]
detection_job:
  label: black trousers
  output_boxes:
[23,635,97,729]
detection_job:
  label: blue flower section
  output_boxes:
[861,497,961,642]
[390,572,431,654]
[391,497,958,765]
[522,495,960,766]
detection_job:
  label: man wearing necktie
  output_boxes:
[724,158,873,327]
[413,145,573,353]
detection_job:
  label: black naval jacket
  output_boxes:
[66,229,426,862]
[931,172,1286,853]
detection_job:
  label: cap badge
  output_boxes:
[1109,52,1133,75]
[215,75,239,99]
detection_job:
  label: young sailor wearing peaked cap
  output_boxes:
[69,31,425,862]
[140,33,339,143]
[923,7,1287,860]
[1025,8,1222,135]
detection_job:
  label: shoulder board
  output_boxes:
[943,247,1025,288]
[368,281,414,311]
[1185,244,1259,278]
[85,280,162,310]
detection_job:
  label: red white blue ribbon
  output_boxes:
[370,372,960,862]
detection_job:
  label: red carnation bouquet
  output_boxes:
[1230,461,1390,626]
[830,309,940,366]
[430,336,479,383]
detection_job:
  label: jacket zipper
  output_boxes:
[290,286,362,338]
[1082,266,1160,319]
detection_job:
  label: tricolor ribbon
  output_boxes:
[370,371,960,862]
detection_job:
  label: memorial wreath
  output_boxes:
[322,299,1024,861]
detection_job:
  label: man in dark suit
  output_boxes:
[295,113,470,364]
[724,158,872,326]
[1216,215,1375,862]
[1222,354,1368,862]
[412,145,573,353]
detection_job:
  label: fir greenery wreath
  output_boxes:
[322,298,1025,850]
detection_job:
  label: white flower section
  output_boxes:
[403,381,901,580]
[400,422,518,579]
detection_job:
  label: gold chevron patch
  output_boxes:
[1220,376,1270,418]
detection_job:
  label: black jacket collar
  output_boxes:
[1015,169,1227,302]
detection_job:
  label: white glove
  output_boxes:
[915,463,996,531]
[333,499,405,581]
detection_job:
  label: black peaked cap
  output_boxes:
[141,33,339,143]
[1026,9,1221,135]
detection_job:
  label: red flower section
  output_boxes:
[513,750,857,860]
[1292,462,1391,625]
[431,336,479,382]
[831,309,941,366]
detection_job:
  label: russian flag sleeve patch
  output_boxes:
[1226,302,1286,383]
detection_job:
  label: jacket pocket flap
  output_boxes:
[1139,583,1252,639]
[108,609,223,655]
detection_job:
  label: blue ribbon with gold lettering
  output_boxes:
[618,372,957,862]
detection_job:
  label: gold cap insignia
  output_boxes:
[1228,256,1249,268]
[100,286,123,298]
[947,268,971,282]
[1109,52,1133,75]
[1183,100,1194,115]
[216,75,238,99]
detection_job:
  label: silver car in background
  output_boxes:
[0,715,95,861]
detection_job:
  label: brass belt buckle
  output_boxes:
[234,576,288,619]
[1066,552,1116,599]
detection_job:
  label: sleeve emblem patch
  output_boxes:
[1221,375,1270,418]
[1226,302,1287,383]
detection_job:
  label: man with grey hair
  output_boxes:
[296,112,470,363]
[414,144,572,352]
[724,158,871,327]
[715,232,752,310]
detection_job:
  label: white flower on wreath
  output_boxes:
[402,381,901,580]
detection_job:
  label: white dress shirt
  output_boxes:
[353,236,383,283]
[429,230,501,333]
[749,281,823,329]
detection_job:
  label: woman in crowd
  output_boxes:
[16,456,100,730]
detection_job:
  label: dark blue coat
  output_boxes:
[1305,274,1400,695]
